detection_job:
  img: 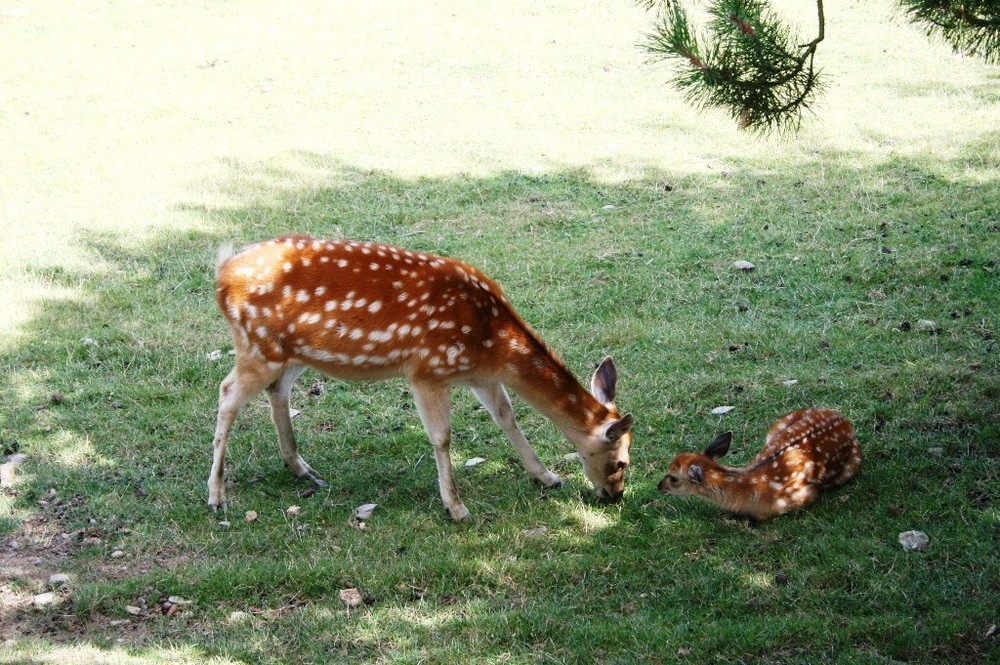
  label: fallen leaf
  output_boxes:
[288,408,301,419]
[710,406,735,415]
[168,596,192,606]
[464,457,487,467]
[353,503,377,521]
[899,530,930,552]
[340,588,363,609]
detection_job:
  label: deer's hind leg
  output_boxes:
[209,358,286,512]
[266,364,327,488]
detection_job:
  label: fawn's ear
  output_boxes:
[590,356,618,406]
[602,413,634,446]
[704,432,732,460]
[688,464,704,484]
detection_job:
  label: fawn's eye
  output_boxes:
[617,460,628,471]
[668,474,680,485]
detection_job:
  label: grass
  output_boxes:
[1,1,998,663]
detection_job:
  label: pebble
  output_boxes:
[48,573,69,588]
[732,260,756,271]
[33,592,56,607]
[125,605,141,615]
[110,550,125,559]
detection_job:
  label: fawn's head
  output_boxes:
[658,431,732,496]
[575,357,634,501]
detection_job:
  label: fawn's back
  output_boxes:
[659,408,862,520]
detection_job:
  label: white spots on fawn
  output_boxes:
[283,261,293,273]
[368,300,382,314]
[296,290,310,303]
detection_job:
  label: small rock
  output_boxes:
[523,526,548,538]
[244,510,258,523]
[48,574,69,589]
[732,260,756,271]
[899,530,930,552]
[285,505,301,517]
[710,406,735,415]
[167,596,192,606]
[916,319,940,333]
[109,619,130,627]
[218,520,231,527]
[340,588,363,609]
[33,592,56,607]
[125,605,141,616]
[464,457,486,467]
[110,550,125,559]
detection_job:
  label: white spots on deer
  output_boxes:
[659,408,862,520]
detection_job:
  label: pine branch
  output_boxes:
[641,0,826,133]
[896,0,1000,63]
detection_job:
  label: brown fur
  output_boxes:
[208,236,634,520]
[658,409,861,520]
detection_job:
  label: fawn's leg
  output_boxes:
[411,383,469,521]
[471,383,562,487]
[266,364,327,487]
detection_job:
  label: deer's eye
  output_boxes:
[668,475,680,485]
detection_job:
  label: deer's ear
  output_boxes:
[688,465,704,484]
[705,432,732,460]
[602,413,634,446]
[590,356,618,406]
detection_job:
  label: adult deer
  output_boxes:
[209,236,634,520]
[658,409,861,520]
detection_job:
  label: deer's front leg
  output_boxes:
[411,383,470,521]
[471,383,562,488]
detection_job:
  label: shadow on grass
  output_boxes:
[1,149,998,662]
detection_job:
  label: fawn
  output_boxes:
[209,235,634,520]
[658,409,861,520]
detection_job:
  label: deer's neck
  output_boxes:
[497,323,609,438]
[697,466,760,516]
